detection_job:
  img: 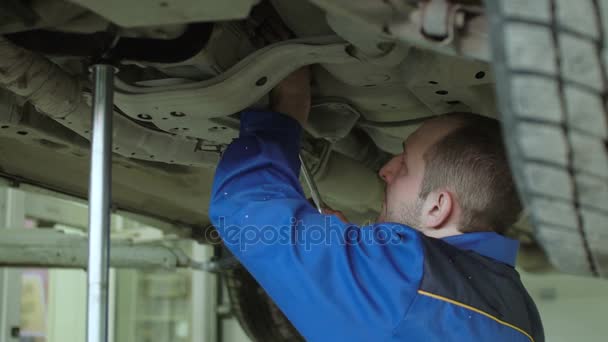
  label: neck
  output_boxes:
[421,226,463,239]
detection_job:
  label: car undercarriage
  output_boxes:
[0,0,497,233]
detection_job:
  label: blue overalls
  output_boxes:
[209,110,544,342]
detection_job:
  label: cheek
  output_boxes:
[388,176,421,203]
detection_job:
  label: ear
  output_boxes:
[420,190,454,229]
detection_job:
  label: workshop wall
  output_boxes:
[521,271,608,342]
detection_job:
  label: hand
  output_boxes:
[271,67,311,126]
[322,207,349,224]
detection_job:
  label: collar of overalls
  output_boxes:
[442,232,519,267]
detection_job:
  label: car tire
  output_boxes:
[485,0,608,276]
[224,264,305,342]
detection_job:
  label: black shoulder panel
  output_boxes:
[419,236,544,342]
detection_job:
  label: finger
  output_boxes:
[321,208,334,215]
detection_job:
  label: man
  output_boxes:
[209,68,544,341]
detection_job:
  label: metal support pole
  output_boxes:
[87,64,114,342]
[0,187,25,341]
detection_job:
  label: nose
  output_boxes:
[378,155,400,184]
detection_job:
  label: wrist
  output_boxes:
[269,67,311,126]
[271,92,310,126]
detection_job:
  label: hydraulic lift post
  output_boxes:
[86,64,115,342]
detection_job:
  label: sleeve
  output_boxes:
[209,110,425,341]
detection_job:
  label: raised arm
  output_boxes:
[208,71,425,341]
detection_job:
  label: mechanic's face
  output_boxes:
[377,119,456,229]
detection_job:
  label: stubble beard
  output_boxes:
[377,196,424,229]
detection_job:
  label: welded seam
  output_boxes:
[550,0,599,276]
